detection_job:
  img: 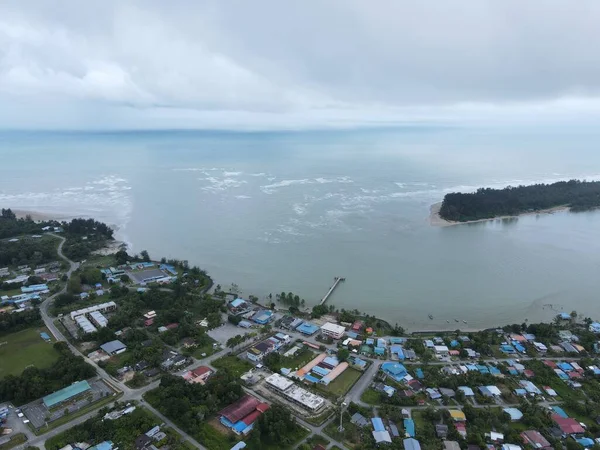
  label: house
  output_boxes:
[436,424,448,438]
[551,415,585,436]
[100,340,127,355]
[503,408,523,421]
[486,432,504,443]
[182,337,196,348]
[478,385,501,397]
[320,322,346,339]
[520,430,551,449]
[381,362,407,382]
[404,418,415,437]
[372,418,392,444]
[134,435,152,450]
[183,366,213,384]
[218,395,270,435]
[533,342,547,353]
[252,310,273,325]
[351,320,364,332]
[350,412,369,427]
[388,421,400,438]
[247,341,275,362]
[434,345,449,356]
[589,322,600,333]
[403,438,421,450]
[458,386,474,397]
[519,380,541,395]
[449,410,466,422]
[296,322,320,335]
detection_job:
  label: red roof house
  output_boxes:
[144,318,154,327]
[165,323,179,330]
[552,415,585,435]
[543,360,557,369]
[352,320,364,332]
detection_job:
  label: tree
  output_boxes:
[115,250,129,265]
[570,310,578,321]
[337,348,350,362]
[120,274,130,282]
[140,250,151,262]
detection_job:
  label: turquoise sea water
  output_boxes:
[2,127,600,330]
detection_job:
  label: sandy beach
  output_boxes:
[429,201,569,227]
[13,209,77,222]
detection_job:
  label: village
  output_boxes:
[3,213,600,450]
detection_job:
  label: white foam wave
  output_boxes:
[223,171,242,177]
[235,195,252,199]
[260,177,354,194]
[199,176,247,193]
[292,203,308,215]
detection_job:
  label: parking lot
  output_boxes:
[208,322,254,345]
[22,379,114,429]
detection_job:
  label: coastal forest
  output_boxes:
[439,179,600,222]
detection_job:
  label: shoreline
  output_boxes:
[13,209,78,222]
[429,202,569,227]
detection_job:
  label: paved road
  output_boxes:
[30,235,206,449]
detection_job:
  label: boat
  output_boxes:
[446,320,450,323]
[462,320,467,324]
[428,314,433,320]
[454,319,459,323]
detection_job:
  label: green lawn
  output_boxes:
[360,388,381,405]
[0,327,60,379]
[211,355,253,377]
[316,367,363,397]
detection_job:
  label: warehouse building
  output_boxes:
[43,380,91,408]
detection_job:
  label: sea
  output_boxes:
[2,126,600,331]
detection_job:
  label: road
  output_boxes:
[24,236,584,449]
[24,235,207,449]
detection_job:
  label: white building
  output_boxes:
[75,315,97,334]
[265,373,326,412]
[320,322,346,340]
[69,301,117,320]
[89,311,108,328]
[533,342,547,353]
[434,345,449,355]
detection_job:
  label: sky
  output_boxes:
[1,1,600,130]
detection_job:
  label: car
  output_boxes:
[23,419,30,424]
[17,413,24,418]
[256,364,263,369]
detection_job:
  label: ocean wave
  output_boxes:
[260,176,354,194]
[292,203,308,215]
[235,195,252,199]
[199,176,247,193]
[223,171,243,177]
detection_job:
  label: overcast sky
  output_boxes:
[2,0,600,129]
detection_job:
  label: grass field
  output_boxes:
[317,367,363,397]
[0,327,60,379]
[211,355,253,377]
[0,433,27,450]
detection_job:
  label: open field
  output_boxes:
[0,327,60,379]
[316,367,363,397]
[212,355,253,377]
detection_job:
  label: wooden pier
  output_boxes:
[319,276,346,305]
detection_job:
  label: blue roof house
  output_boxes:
[404,418,415,437]
[382,362,407,382]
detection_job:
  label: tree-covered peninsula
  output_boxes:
[439,179,600,222]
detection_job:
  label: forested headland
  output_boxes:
[439,179,600,222]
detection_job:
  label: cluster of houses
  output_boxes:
[134,425,168,450]
[246,333,290,362]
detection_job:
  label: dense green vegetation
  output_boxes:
[246,404,309,449]
[145,372,243,447]
[45,406,190,450]
[0,342,96,405]
[0,235,59,268]
[0,209,43,239]
[0,309,42,336]
[439,179,600,222]
[61,218,114,260]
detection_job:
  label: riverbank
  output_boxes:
[429,202,569,227]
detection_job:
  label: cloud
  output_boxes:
[1,0,600,129]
